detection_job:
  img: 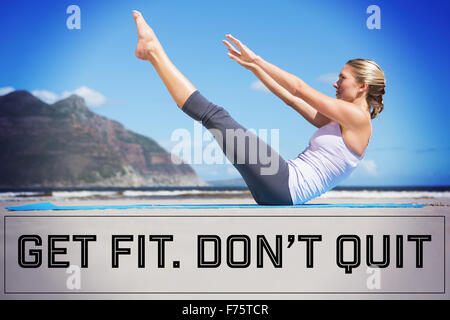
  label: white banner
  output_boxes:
[1,214,446,296]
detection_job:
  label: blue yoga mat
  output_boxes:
[5,202,425,211]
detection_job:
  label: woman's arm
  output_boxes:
[254,56,366,129]
[225,35,367,129]
[250,64,331,128]
[223,37,331,128]
[253,56,299,96]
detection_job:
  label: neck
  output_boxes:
[353,95,370,116]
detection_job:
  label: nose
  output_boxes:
[333,82,338,89]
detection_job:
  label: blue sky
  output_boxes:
[1,0,449,186]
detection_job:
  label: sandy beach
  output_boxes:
[1,194,449,300]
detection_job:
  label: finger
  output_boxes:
[227,52,246,66]
[222,40,241,56]
[225,34,245,51]
[225,34,243,50]
[227,52,239,62]
[222,39,238,52]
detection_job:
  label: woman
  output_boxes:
[132,10,386,205]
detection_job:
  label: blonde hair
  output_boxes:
[346,58,386,119]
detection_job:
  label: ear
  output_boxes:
[359,82,369,93]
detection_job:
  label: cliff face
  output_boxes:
[0,91,208,188]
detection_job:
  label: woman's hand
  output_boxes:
[222,34,258,70]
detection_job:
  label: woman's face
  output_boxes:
[334,64,364,102]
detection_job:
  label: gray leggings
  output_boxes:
[182,90,293,205]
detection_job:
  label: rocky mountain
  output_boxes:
[0,91,208,188]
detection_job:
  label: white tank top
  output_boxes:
[287,121,366,204]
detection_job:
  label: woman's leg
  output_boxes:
[133,11,292,205]
[182,91,292,205]
[133,10,196,108]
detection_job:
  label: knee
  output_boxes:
[203,105,230,125]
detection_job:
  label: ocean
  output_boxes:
[1,186,449,202]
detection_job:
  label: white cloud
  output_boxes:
[360,159,378,176]
[25,86,106,107]
[61,86,107,107]
[1,85,108,107]
[32,90,59,104]
[250,80,270,93]
[0,86,15,95]
[317,73,338,85]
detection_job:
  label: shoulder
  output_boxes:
[338,106,372,140]
[339,102,371,131]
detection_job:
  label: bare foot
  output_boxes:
[133,10,163,61]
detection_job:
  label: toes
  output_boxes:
[133,10,148,37]
[132,10,142,20]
